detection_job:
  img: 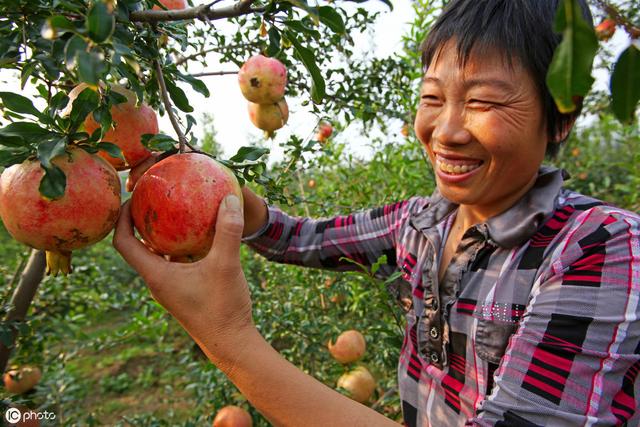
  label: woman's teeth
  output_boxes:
[436,158,482,175]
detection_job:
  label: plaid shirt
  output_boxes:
[245,166,640,426]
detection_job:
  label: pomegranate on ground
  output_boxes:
[3,365,42,394]
[131,153,242,261]
[64,84,157,170]
[328,330,366,364]
[247,99,289,134]
[212,405,253,427]
[0,147,121,275]
[337,366,376,404]
[238,55,287,104]
[152,0,187,10]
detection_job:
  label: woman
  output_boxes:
[114,0,640,425]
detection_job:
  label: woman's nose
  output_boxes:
[431,105,471,146]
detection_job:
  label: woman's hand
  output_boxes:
[112,194,255,369]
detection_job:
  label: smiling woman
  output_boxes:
[113,0,640,426]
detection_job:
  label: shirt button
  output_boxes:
[429,327,439,339]
[430,352,440,363]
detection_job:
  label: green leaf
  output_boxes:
[611,45,640,124]
[39,164,67,200]
[68,87,100,131]
[0,147,30,167]
[97,142,123,160]
[86,2,115,43]
[286,32,326,103]
[0,92,42,117]
[37,137,67,169]
[229,146,270,162]
[546,0,598,113]
[141,134,177,151]
[0,122,53,141]
[77,50,108,86]
[176,73,210,97]
[64,35,87,71]
[164,78,193,113]
[20,62,37,90]
[266,27,281,57]
[318,6,345,34]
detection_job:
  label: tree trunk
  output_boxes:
[0,249,46,373]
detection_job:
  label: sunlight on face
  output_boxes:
[414,41,549,221]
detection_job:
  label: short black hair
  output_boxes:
[420,0,593,158]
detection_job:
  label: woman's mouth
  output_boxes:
[435,155,483,175]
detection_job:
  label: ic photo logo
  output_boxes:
[4,406,56,425]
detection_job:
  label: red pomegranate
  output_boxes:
[238,55,287,104]
[247,99,289,134]
[212,405,253,427]
[64,84,157,170]
[595,18,616,41]
[0,147,120,275]
[130,153,242,261]
[3,365,42,394]
[152,0,187,10]
[328,330,366,364]
[316,122,333,142]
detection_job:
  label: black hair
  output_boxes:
[420,0,594,158]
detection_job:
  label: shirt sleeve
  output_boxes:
[243,197,429,279]
[473,207,640,426]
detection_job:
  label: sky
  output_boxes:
[0,1,632,163]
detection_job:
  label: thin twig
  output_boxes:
[154,60,187,153]
[130,0,264,23]
[175,42,260,65]
[191,70,239,77]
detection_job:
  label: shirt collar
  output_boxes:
[410,166,569,248]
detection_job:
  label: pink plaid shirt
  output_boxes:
[245,167,640,426]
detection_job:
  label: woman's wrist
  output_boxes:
[195,322,262,378]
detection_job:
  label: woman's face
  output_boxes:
[414,42,549,220]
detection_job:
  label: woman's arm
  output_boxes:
[112,196,399,427]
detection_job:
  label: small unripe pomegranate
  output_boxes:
[595,18,616,41]
[307,179,316,189]
[0,147,121,275]
[3,365,42,394]
[401,123,410,138]
[212,405,253,427]
[316,122,333,142]
[152,0,187,10]
[328,330,366,364]
[64,84,157,170]
[131,153,242,261]
[337,366,376,404]
[238,55,287,104]
[248,99,289,134]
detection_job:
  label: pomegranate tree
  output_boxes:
[130,153,242,261]
[247,99,289,134]
[238,55,287,104]
[328,330,366,364]
[0,147,121,275]
[64,84,157,170]
[212,405,253,427]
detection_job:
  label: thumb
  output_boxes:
[205,194,244,269]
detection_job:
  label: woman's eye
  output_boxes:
[468,99,496,106]
[421,95,441,105]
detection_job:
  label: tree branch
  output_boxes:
[154,60,188,153]
[175,42,260,66]
[595,0,640,39]
[191,70,238,77]
[130,0,263,23]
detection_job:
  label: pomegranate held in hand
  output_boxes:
[212,405,253,427]
[238,55,287,104]
[337,366,376,404]
[0,147,121,275]
[131,153,242,261]
[328,330,366,364]
[3,365,42,394]
[248,99,289,134]
[64,83,157,170]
